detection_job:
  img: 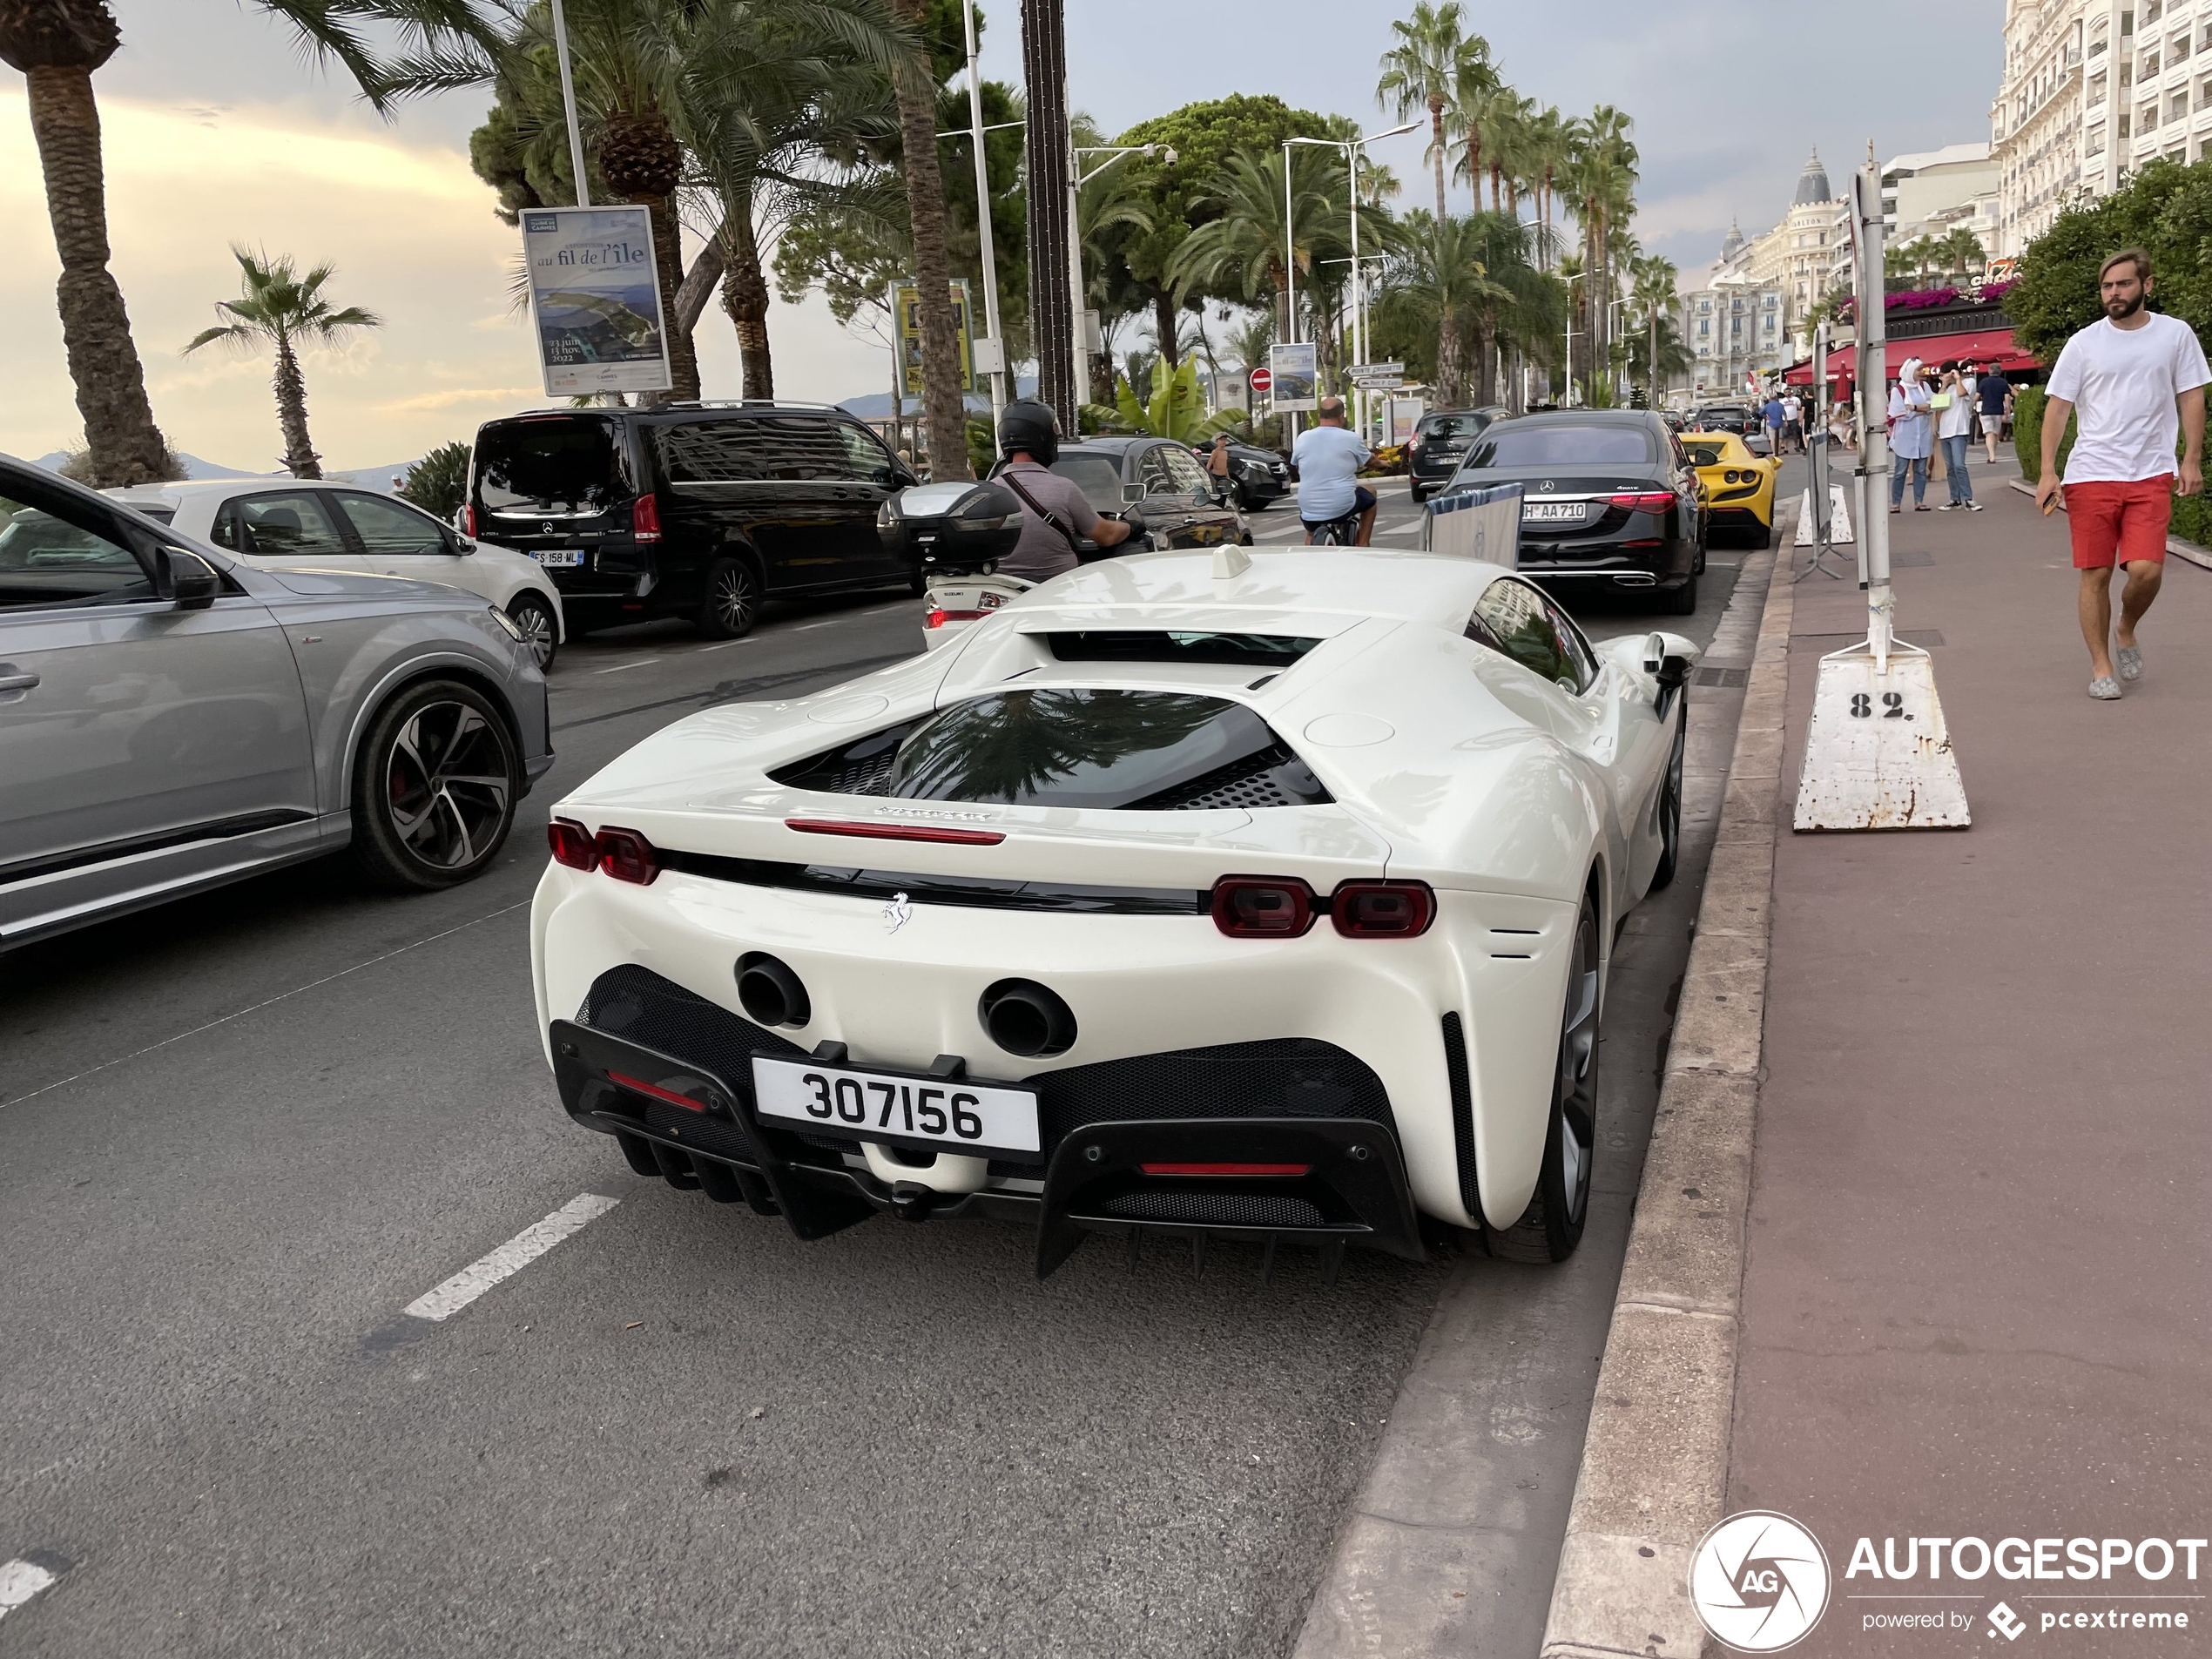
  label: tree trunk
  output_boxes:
[24,64,167,488]
[718,199,773,401]
[1429,97,1447,220]
[1472,318,1495,405]
[1434,304,1463,407]
[638,192,699,401]
[1154,290,1180,368]
[892,0,973,480]
[1463,122,1480,222]
[271,334,320,478]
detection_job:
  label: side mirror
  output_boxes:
[1121,483,1145,505]
[447,532,477,555]
[165,548,219,610]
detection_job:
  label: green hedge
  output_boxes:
[2016,384,2212,546]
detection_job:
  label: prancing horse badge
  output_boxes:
[882,892,913,934]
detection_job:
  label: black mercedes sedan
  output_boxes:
[1436,409,1706,613]
[1189,439,1291,510]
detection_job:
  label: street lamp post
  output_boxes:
[1285,123,1416,436]
[1561,271,1586,406]
[548,0,590,207]
[1069,143,1174,408]
[961,0,1004,436]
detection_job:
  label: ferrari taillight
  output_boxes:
[595,826,660,884]
[1331,880,1436,938]
[1210,876,1317,938]
[927,608,991,628]
[1608,490,1677,514]
[548,818,596,869]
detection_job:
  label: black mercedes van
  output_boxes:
[466,403,921,637]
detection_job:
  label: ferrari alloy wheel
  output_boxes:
[1649,704,1687,891]
[1491,893,1600,1263]
[350,680,520,890]
[509,594,558,671]
[698,554,761,639]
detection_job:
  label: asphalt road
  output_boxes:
[0,483,1754,1658]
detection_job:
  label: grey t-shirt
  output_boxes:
[996,461,1103,583]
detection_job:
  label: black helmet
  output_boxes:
[998,398,1062,465]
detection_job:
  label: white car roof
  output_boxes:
[105,478,385,506]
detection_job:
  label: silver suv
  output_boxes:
[0,455,553,951]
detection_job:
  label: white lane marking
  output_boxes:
[592,659,648,673]
[402,1192,621,1322]
[3,900,532,1112]
[693,638,751,651]
[0,1561,57,1621]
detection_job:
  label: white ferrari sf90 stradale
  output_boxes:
[531,545,1697,1276]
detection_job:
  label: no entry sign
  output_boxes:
[1249,366,1272,395]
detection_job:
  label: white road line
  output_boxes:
[2,900,531,1112]
[0,1561,57,1621]
[402,1192,621,1322]
[592,659,648,673]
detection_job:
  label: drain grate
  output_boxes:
[1695,666,1749,688]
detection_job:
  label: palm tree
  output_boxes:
[1,0,171,486]
[1565,105,1636,404]
[1629,254,1678,405]
[1521,105,1574,271]
[1939,226,1987,283]
[1371,210,1512,407]
[886,0,969,479]
[1456,85,1525,214]
[1170,149,1339,344]
[1377,1,1480,221]
[182,249,381,478]
[1447,51,1501,214]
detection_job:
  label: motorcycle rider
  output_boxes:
[1292,395,1376,544]
[991,399,1138,583]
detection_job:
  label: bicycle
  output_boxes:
[1307,509,1362,547]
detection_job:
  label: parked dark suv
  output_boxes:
[466,403,920,637]
[1407,406,1507,503]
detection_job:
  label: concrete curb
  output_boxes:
[1536,523,1797,1659]
[2003,475,2212,570]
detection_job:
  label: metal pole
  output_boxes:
[1020,0,1076,427]
[1852,162,1893,668]
[963,0,1004,436]
[1067,174,1089,408]
[1283,142,1298,443]
[549,0,590,208]
[1347,141,1362,437]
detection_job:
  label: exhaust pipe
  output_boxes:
[1611,572,1657,587]
[978,979,1077,1057]
[736,952,811,1028]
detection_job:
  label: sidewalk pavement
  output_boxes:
[1730,479,2212,1650]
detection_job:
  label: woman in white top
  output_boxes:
[1935,361,1982,510]
[1828,395,1857,448]
[1888,359,1935,511]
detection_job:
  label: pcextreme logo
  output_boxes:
[1690,1511,1833,1652]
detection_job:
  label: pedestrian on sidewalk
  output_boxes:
[1763,391,1785,455]
[2034,247,2209,699]
[1979,365,2015,464]
[1829,393,1857,448]
[1888,358,1934,511]
[1782,391,1804,454]
[1936,363,1981,510]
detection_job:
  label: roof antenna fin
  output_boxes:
[1212,543,1251,581]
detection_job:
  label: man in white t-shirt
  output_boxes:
[1291,397,1375,543]
[2036,248,2209,698]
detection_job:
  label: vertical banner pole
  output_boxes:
[548,0,591,210]
[962,0,1005,439]
[1853,162,1894,672]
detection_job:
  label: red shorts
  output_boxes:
[2064,476,2173,569]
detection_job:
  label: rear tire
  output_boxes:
[1488,890,1600,1263]
[348,678,520,890]
[1649,703,1687,891]
[508,593,558,672]
[1410,483,1427,505]
[1750,518,1773,550]
[697,553,761,638]
[1664,571,1698,615]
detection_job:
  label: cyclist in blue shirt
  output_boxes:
[1291,397,1375,544]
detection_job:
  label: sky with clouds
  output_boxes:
[2,0,2000,472]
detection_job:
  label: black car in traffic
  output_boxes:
[1436,409,1706,613]
[1406,406,1507,503]
[466,402,921,638]
[1187,439,1291,510]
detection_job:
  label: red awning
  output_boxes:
[1784,327,2040,384]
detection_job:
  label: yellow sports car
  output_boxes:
[1681,429,1779,549]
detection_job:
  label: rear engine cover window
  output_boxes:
[887,689,1328,810]
[475,417,619,513]
[1048,631,1320,668]
[1467,424,1656,467]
